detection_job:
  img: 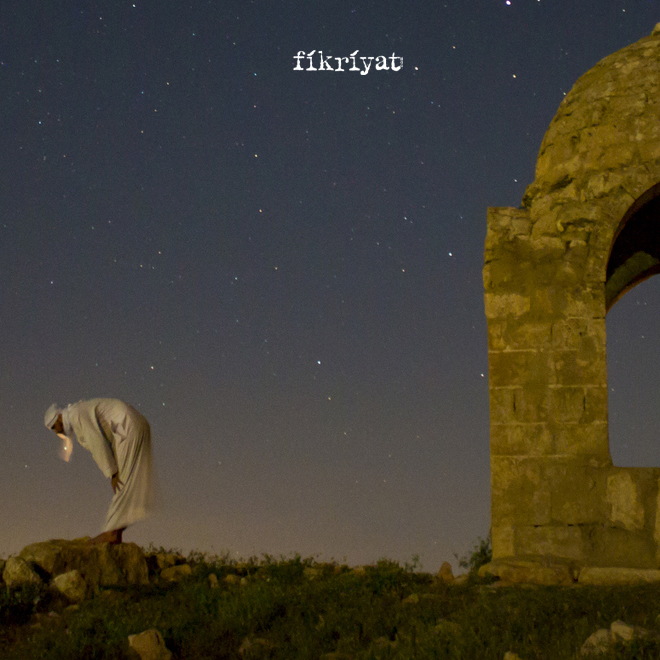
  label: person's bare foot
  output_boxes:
[88,528,125,545]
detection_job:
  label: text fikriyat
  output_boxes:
[293,50,403,75]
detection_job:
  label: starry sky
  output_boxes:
[2,1,660,572]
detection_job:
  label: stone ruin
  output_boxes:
[484,24,660,577]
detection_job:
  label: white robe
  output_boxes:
[62,398,155,532]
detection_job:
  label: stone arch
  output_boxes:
[484,24,660,570]
[606,182,660,310]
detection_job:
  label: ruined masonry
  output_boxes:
[484,24,660,571]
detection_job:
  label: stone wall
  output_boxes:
[484,24,660,568]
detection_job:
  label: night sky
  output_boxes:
[2,1,660,572]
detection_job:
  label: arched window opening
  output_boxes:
[607,265,660,468]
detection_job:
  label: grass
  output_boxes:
[2,547,660,659]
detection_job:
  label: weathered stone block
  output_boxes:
[549,387,587,424]
[585,169,630,199]
[606,471,646,531]
[547,464,608,524]
[579,124,632,151]
[490,386,555,425]
[553,262,583,287]
[478,559,575,585]
[564,237,590,263]
[514,524,584,560]
[484,253,535,290]
[552,318,588,351]
[491,524,515,559]
[490,423,553,456]
[552,350,607,387]
[584,387,608,423]
[579,567,660,585]
[485,206,532,244]
[638,139,660,161]
[488,387,517,425]
[552,422,610,459]
[599,144,638,171]
[491,457,551,525]
[564,287,606,317]
[488,350,551,388]
[583,525,656,568]
[653,479,660,556]
[511,387,550,424]
[484,293,531,319]
[549,387,607,424]
[487,321,552,352]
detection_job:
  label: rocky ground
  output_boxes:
[3,541,660,658]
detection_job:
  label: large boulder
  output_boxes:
[3,557,42,588]
[18,539,148,589]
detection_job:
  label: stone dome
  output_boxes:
[523,24,660,250]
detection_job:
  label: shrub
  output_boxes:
[455,533,492,574]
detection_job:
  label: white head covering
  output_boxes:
[44,403,62,429]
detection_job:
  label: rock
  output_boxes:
[579,620,660,656]
[402,593,420,605]
[208,573,219,588]
[3,557,42,588]
[610,620,640,642]
[225,573,241,585]
[503,653,523,660]
[580,629,614,656]
[578,567,660,585]
[146,552,184,574]
[478,561,500,578]
[610,619,658,642]
[128,629,172,660]
[434,620,461,636]
[19,539,148,588]
[238,636,274,657]
[31,611,61,630]
[160,564,192,582]
[436,561,454,583]
[52,569,87,602]
[373,636,396,650]
[155,553,180,570]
